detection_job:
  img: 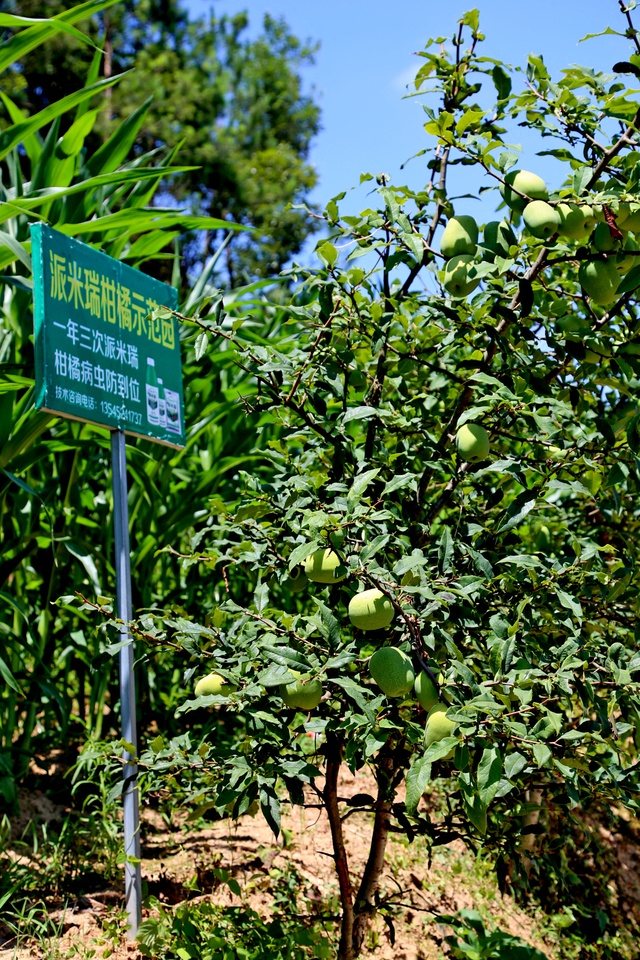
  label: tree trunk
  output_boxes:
[352,741,398,955]
[521,787,543,871]
[323,734,355,960]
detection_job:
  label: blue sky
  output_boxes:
[186,1,637,246]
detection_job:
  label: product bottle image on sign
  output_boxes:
[145,357,159,425]
[157,378,166,428]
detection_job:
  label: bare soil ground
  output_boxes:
[0,768,556,960]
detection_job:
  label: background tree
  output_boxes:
[3,0,321,286]
[128,5,640,959]
[0,1,281,808]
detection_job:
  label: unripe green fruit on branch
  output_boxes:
[195,673,238,697]
[482,219,515,259]
[456,423,490,461]
[442,254,479,299]
[414,671,439,712]
[440,215,478,258]
[593,221,623,253]
[523,200,560,240]
[556,203,596,240]
[279,671,323,710]
[500,169,548,213]
[620,204,640,232]
[304,548,346,583]
[284,565,308,593]
[348,588,394,631]
[616,235,640,274]
[369,647,415,697]
[425,702,456,747]
[579,259,620,306]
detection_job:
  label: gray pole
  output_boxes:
[111,428,142,936]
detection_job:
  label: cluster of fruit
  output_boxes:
[439,168,640,304]
[194,546,461,751]
[368,646,455,748]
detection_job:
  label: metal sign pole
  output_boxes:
[111,428,141,936]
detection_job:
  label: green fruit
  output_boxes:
[440,215,478,258]
[369,647,415,697]
[579,259,620,306]
[615,234,640,274]
[195,673,237,698]
[621,204,640,232]
[501,169,548,213]
[414,672,439,712]
[348,588,394,631]
[593,221,622,253]
[615,202,632,227]
[456,423,490,461]
[442,254,479,299]
[425,702,456,747]
[279,671,323,710]
[482,219,516,258]
[556,203,595,240]
[523,200,560,240]
[304,549,346,584]
[284,565,308,593]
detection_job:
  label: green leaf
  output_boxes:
[495,489,538,534]
[317,241,338,267]
[194,331,209,361]
[0,92,41,165]
[491,64,512,101]
[343,405,378,424]
[253,582,269,613]
[405,755,432,815]
[424,736,458,762]
[85,98,153,177]
[579,27,624,41]
[0,74,127,163]
[313,599,341,646]
[438,526,454,573]
[259,786,281,838]
[464,794,487,835]
[361,534,390,562]
[257,664,295,688]
[532,742,552,767]
[347,467,379,505]
[616,264,640,295]
[0,653,19,693]
[260,643,311,671]
[477,746,503,807]
[288,540,320,570]
[556,589,582,622]
[0,0,119,73]
[0,232,31,271]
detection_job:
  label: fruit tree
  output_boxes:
[139,6,640,958]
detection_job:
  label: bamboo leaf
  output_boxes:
[0,74,129,163]
[0,0,120,74]
[85,98,153,177]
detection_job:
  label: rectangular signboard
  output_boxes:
[31,224,185,448]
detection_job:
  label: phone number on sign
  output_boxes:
[101,400,143,426]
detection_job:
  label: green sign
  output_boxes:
[31,224,185,448]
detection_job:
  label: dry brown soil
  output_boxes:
[0,768,556,960]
